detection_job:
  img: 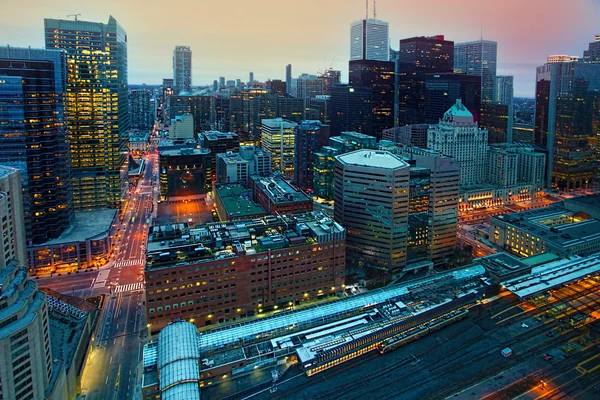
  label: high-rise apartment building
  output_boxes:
[294,121,331,192]
[397,35,455,126]
[0,167,27,267]
[350,18,390,61]
[427,99,489,186]
[260,118,298,177]
[424,72,481,123]
[495,75,514,106]
[130,88,156,130]
[334,150,410,275]
[0,46,74,245]
[454,40,498,103]
[330,85,373,136]
[45,17,129,210]
[173,45,192,93]
[349,59,395,138]
[535,41,600,190]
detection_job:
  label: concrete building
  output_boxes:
[170,113,195,140]
[294,121,331,193]
[382,124,429,147]
[427,99,489,186]
[214,184,266,222]
[454,40,498,103]
[490,203,600,258]
[173,45,192,93]
[290,74,325,99]
[159,148,212,201]
[0,167,27,268]
[350,18,390,61]
[260,118,298,178]
[144,213,346,332]
[402,147,460,266]
[249,175,313,216]
[334,150,410,276]
[45,17,129,210]
[216,146,271,185]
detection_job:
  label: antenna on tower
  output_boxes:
[366,0,368,20]
[374,1,377,20]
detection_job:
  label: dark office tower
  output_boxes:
[535,49,600,191]
[294,121,331,192]
[480,103,511,144]
[286,64,292,95]
[210,95,231,132]
[330,85,373,136]
[277,96,306,123]
[0,47,73,245]
[424,72,481,123]
[267,79,287,95]
[582,34,600,63]
[319,68,342,94]
[170,95,212,132]
[397,35,454,126]
[249,72,254,86]
[173,45,192,93]
[349,60,395,139]
[130,88,155,130]
[454,40,497,103]
[212,80,218,92]
[161,78,174,122]
[45,16,129,210]
[307,96,331,124]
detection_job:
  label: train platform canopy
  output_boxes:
[501,253,600,300]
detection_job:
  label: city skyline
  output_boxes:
[0,0,597,97]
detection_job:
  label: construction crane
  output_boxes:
[67,14,81,21]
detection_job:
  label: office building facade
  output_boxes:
[130,88,155,130]
[334,150,410,275]
[45,16,129,210]
[454,40,498,103]
[0,167,27,267]
[350,19,390,61]
[290,74,325,99]
[200,131,240,180]
[495,75,514,106]
[424,72,481,123]
[216,146,271,185]
[173,45,192,93]
[330,85,373,136]
[0,46,74,246]
[260,119,298,177]
[349,59,395,138]
[294,121,331,193]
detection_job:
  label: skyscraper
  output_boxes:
[495,75,514,106]
[0,46,74,245]
[0,166,27,267]
[249,72,254,86]
[424,72,481,123]
[286,64,292,95]
[349,59,395,139]
[45,16,129,210]
[294,120,330,192]
[334,150,410,275]
[130,88,155,130]
[260,118,298,177]
[534,41,600,190]
[173,45,192,93]
[330,85,373,136]
[454,40,498,103]
[350,18,390,61]
[397,35,454,126]
[427,99,489,186]
[290,74,325,99]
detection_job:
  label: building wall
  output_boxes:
[260,119,297,178]
[0,167,27,268]
[173,46,192,93]
[145,240,346,332]
[170,114,195,140]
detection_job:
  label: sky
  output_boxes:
[1,0,599,97]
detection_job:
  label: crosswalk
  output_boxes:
[114,259,144,268]
[114,282,145,293]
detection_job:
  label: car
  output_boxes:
[543,354,554,361]
[521,322,529,328]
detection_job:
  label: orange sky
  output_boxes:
[1,0,599,96]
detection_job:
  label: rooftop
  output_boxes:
[336,150,409,170]
[215,185,266,219]
[145,212,344,271]
[502,253,600,299]
[442,98,474,124]
[159,147,210,157]
[201,131,238,141]
[34,209,117,247]
[252,175,312,204]
[491,205,600,249]
[0,165,18,179]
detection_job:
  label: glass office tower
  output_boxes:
[0,46,73,245]
[44,16,129,210]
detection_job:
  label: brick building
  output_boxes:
[249,175,313,216]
